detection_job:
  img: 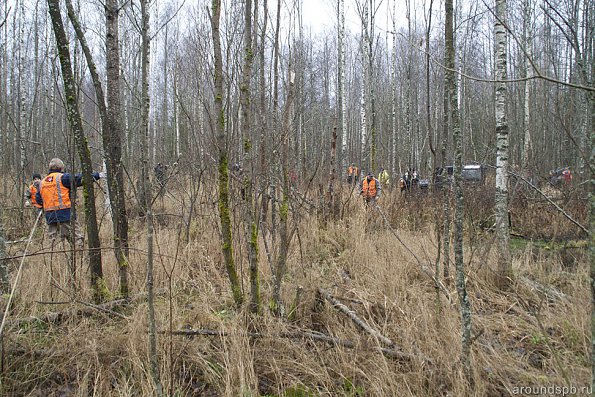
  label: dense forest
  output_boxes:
[0,0,592,395]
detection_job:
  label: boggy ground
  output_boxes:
[0,179,589,396]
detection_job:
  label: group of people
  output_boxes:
[398,169,420,192]
[25,158,105,246]
[346,164,391,206]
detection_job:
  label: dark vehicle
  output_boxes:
[462,164,485,183]
[419,179,430,191]
[434,164,485,189]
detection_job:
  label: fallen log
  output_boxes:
[318,288,395,347]
[171,327,417,361]
[317,288,432,363]
[5,289,167,329]
[518,276,569,303]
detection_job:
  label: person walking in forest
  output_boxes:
[347,163,356,184]
[360,172,381,207]
[378,167,390,188]
[25,173,43,214]
[36,158,104,245]
[154,162,167,187]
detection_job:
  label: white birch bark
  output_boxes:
[1,3,7,180]
[18,0,26,210]
[339,0,347,166]
[139,0,162,392]
[391,0,397,176]
[175,74,180,158]
[521,0,533,173]
[360,1,368,166]
[495,0,511,284]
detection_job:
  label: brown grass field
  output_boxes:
[0,176,589,396]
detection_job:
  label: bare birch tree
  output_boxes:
[338,0,347,172]
[521,0,533,174]
[212,0,243,307]
[139,0,162,392]
[495,0,511,287]
[445,0,472,381]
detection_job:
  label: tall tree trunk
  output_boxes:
[441,28,451,280]
[367,0,376,172]
[338,0,347,173]
[446,0,472,382]
[18,0,26,225]
[272,68,295,316]
[495,0,511,287]
[359,1,368,168]
[0,207,7,293]
[258,0,269,227]
[270,0,282,247]
[391,0,397,177]
[105,0,130,298]
[139,0,162,393]
[521,0,533,174]
[241,0,260,314]
[588,82,595,397]
[212,0,243,307]
[47,0,105,303]
[66,0,130,299]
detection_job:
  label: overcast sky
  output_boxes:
[301,0,415,36]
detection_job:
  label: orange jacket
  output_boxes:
[362,177,378,198]
[29,183,42,208]
[348,166,354,176]
[39,172,71,211]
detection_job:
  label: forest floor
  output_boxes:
[0,181,590,396]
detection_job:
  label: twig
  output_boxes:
[0,211,43,338]
[376,205,454,305]
[318,288,395,347]
[485,164,588,235]
[317,288,433,363]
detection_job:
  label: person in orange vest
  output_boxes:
[25,173,43,214]
[347,163,355,184]
[360,172,381,206]
[36,158,104,245]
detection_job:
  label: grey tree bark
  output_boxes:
[47,0,105,303]
[446,0,472,382]
[272,68,295,316]
[140,0,162,393]
[212,0,243,307]
[240,0,261,314]
[65,0,130,298]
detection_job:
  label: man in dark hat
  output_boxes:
[25,173,43,214]
[360,172,381,206]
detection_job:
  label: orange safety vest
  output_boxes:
[362,178,377,198]
[29,183,42,208]
[40,172,71,211]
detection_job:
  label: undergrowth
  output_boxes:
[0,179,589,396]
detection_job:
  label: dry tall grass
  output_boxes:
[0,179,589,396]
